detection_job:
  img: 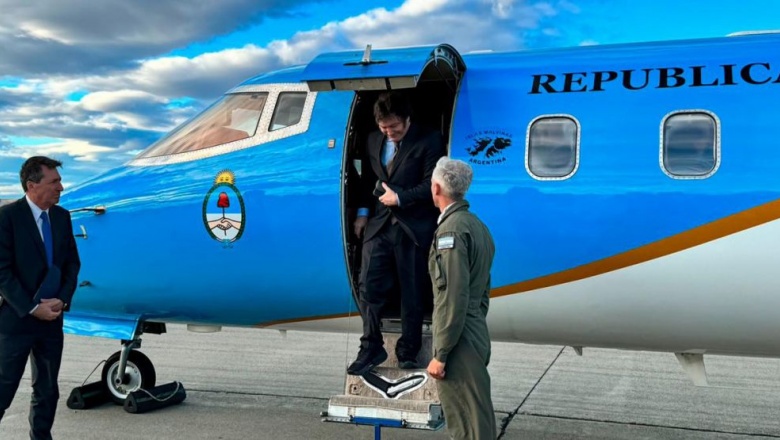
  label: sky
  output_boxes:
[0,0,778,197]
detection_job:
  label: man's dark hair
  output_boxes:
[373,92,413,123]
[20,156,62,192]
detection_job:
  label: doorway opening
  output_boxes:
[341,53,464,325]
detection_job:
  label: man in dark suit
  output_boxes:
[0,156,81,440]
[348,92,446,375]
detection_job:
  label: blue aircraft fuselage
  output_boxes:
[60,34,780,356]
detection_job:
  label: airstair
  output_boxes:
[322,328,444,438]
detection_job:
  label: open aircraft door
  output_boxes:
[301,44,466,312]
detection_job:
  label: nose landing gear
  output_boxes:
[101,339,157,404]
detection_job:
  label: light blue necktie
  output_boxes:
[40,211,53,267]
[384,140,398,172]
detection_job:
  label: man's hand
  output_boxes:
[379,183,399,207]
[44,298,65,312]
[427,359,446,380]
[354,216,368,238]
[32,299,62,321]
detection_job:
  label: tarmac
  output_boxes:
[2,324,780,439]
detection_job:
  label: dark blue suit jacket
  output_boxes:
[0,197,81,335]
[360,124,445,247]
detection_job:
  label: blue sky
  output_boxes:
[0,0,778,198]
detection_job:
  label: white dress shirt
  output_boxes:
[25,195,49,314]
[25,194,49,241]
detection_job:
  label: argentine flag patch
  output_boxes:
[437,235,455,250]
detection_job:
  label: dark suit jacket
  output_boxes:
[360,124,446,246]
[0,197,81,335]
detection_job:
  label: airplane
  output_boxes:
[42,31,780,405]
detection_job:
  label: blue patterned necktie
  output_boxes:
[385,140,398,173]
[40,211,53,267]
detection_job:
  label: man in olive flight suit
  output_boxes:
[426,157,496,440]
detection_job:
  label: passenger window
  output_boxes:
[662,112,718,178]
[270,92,307,131]
[139,92,267,158]
[527,116,579,179]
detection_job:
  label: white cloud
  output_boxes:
[0,0,323,76]
[490,0,516,18]
[81,90,167,112]
[0,0,581,181]
[0,140,114,162]
[0,185,22,199]
[18,22,74,44]
[79,90,174,130]
[398,0,450,15]
[265,0,573,61]
[8,0,580,105]
[41,0,579,102]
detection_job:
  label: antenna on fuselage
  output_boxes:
[361,44,372,64]
[344,43,387,67]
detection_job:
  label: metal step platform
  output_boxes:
[322,333,445,437]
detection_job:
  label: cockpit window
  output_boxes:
[130,85,315,166]
[270,92,307,131]
[139,93,268,158]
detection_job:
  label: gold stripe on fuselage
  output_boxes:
[492,198,780,297]
[254,198,780,326]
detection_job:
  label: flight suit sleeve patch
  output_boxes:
[437,235,455,250]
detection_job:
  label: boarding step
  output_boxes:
[324,396,444,430]
[322,333,444,431]
[345,366,437,399]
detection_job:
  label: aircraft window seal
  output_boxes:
[526,115,580,180]
[660,110,720,179]
[269,92,307,131]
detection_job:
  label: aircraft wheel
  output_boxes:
[101,350,157,405]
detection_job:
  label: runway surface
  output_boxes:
[3,324,780,439]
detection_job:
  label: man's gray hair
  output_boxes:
[432,157,473,201]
